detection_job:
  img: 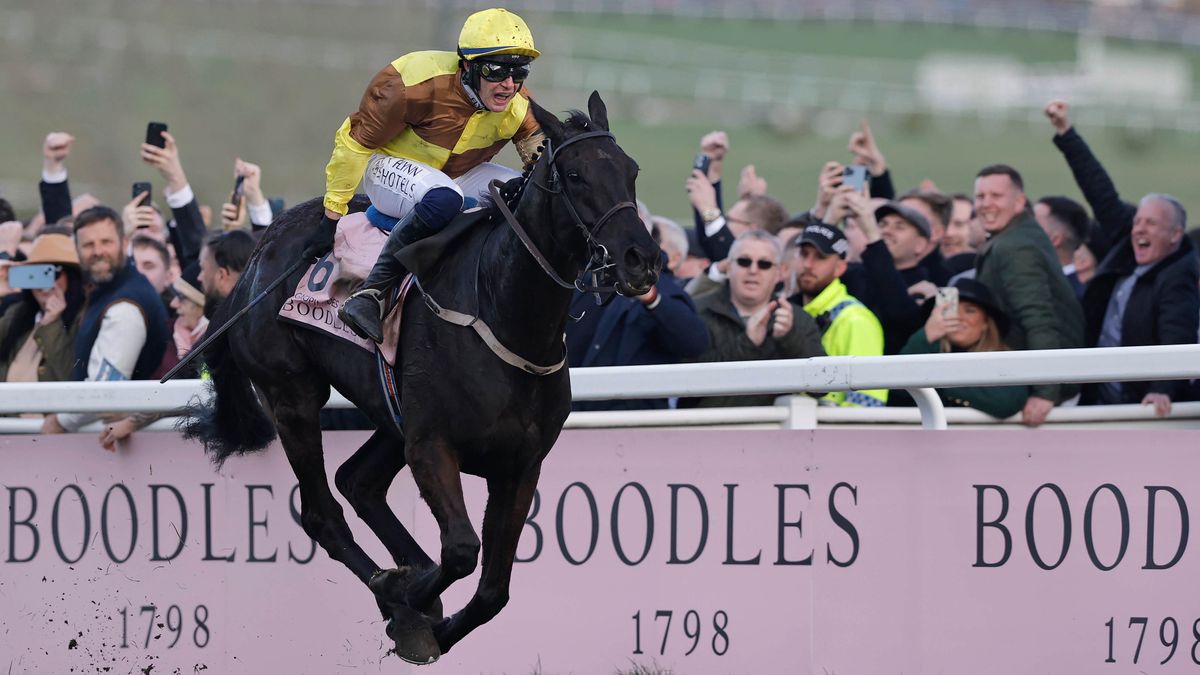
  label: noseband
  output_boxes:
[490,129,637,295]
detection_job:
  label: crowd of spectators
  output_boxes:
[1,97,1198,447]
[564,98,1200,424]
[0,128,264,447]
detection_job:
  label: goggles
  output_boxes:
[476,61,530,84]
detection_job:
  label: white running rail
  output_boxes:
[0,345,1197,432]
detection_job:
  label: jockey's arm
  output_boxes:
[323,122,374,218]
[512,91,546,170]
[323,64,412,218]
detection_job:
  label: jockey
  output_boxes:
[313,8,545,344]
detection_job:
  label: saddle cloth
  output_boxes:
[277,211,410,366]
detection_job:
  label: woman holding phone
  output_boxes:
[0,232,85,387]
[899,278,1029,419]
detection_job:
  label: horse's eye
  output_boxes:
[566,171,582,182]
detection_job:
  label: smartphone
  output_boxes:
[231,175,246,210]
[145,122,168,149]
[842,165,869,192]
[9,264,57,290]
[132,181,152,207]
[692,152,712,177]
[935,286,959,318]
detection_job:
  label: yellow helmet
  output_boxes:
[457,8,540,61]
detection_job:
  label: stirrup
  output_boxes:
[347,287,386,319]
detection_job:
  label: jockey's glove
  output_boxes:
[302,215,337,260]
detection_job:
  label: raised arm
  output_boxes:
[1045,100,1137,241]
[848,120,895,200]
[39,132,75,225]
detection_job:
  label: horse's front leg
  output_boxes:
[336,429,445,628]
[361,433,480,663]
[399,435,481,611]
[432,462,542,654]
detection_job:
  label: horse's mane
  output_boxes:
[475,109,594,218]
[562,110,592,132]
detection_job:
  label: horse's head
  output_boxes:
[528,92,661,296]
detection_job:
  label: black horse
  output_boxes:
[183,92,660,662]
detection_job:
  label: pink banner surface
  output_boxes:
[1,430,1197,674]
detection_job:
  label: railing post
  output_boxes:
[778,395,818,429]
[905,387,947,430]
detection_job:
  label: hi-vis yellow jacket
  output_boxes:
[802,278,889,407]
[323,50,543,215]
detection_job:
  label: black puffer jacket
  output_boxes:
[1052,127,1200,403]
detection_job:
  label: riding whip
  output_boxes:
[159,255,311,383]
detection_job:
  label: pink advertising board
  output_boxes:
[1,429,1197,674]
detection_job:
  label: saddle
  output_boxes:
[278,182,563,427]
[277,207,489,363]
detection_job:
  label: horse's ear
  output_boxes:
[587,90,609,131]
[530,100,565,145]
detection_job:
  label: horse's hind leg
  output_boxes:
[335,429,434,571]
[271,385,441,662]
[432,464,541,654]
[265,383,384,584]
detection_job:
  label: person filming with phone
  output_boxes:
[899,279,1029,418]
[218,159,274,232]
[0,232,85,387]
[137,122,207,272]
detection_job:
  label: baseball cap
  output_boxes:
[796,223,849,260]
[875,201,932,239]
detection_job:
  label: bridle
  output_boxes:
[489,129,637,296]
[418,128,641,376]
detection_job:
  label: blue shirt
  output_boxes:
[1097,263,1153,402]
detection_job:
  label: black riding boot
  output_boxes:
[339,210,439,343]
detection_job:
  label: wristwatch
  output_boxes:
[700,207,722,224]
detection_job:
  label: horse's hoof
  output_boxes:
[386,606,440,665]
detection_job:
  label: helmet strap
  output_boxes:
[459,60,487,111]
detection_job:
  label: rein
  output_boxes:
[492,129,638,295]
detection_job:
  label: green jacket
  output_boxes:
[974,212,1085,402]
[0,300,80,383]
[901,329,1030,419]
[801,279,887,407]
[688,284,825,408]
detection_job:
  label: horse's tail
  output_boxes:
[179,326,277,466]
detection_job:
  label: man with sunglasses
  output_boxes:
[686,230,824,408]
[311,8,546,344]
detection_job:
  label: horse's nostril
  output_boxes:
[624,247,648,271]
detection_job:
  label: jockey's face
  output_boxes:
[476,70,520,112]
